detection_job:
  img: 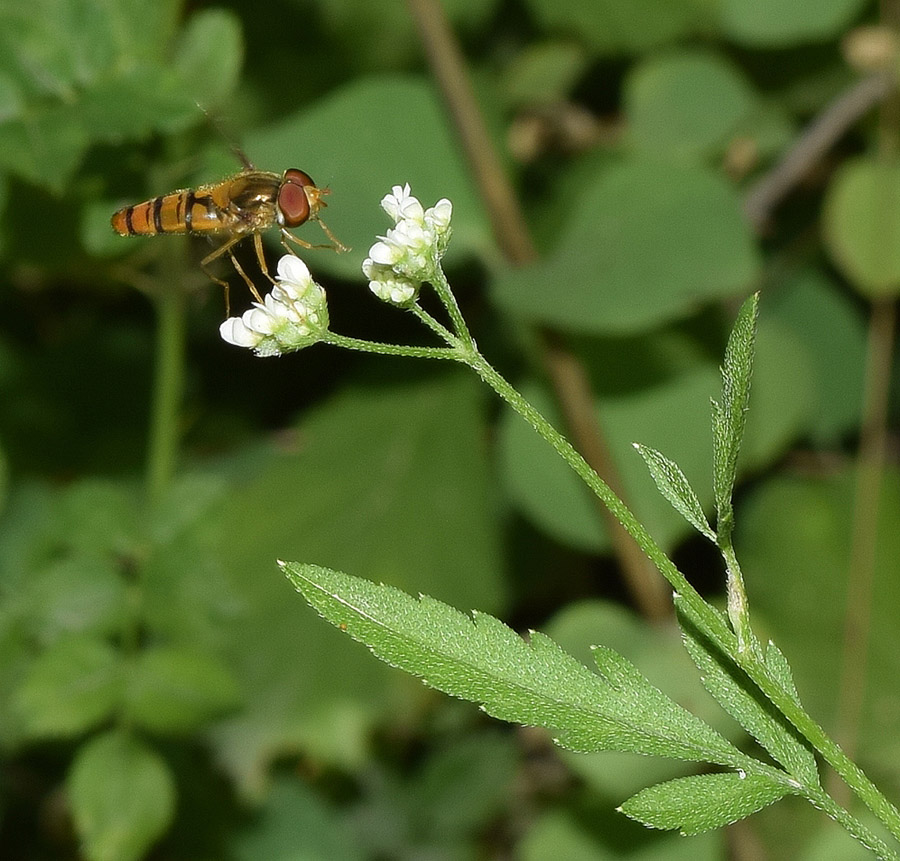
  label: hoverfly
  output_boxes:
[111,151,347,309]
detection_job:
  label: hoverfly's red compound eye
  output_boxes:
[277,169,319,228]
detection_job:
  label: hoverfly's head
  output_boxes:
[277,169,330,228]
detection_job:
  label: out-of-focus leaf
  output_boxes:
[15,634,122,738]
[172,8,243,110]
[68,730,176,861]
[124,645,242,734]
[520,808,722,860]
[522,0,716,54]
[499,318,810,553]
[721,0,868,47]
[501,41,591,108]
[21,555,127,643]
[620,772,791,834]
[0,0,225,189]
[211,372,505,797]
[77,65,197,142]
[233,777,365,861]
[738,468,900,774]
[0,103,89,193]
[308,0,498,69]
[625,51,757,161]
[823,156,900,298]
[244,76,491,279]
[762,269,866,445]
[492,158,760,334]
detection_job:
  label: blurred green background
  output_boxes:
[0,0,898,858]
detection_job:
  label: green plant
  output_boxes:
[228,185,900,858]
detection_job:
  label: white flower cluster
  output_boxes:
[362,184,452,306]
[219,255,328,356]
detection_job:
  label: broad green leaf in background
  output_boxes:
[498,320,810,554]
[123,645,242,734]
[68,730,176,861]
[491,158,760,334]
[308,0,499,69]
[737,468,900,779]
[172,8,243,111]
[349,732,519,857]
[211,371,505,797]
[721,0,869,47]
[620,772,792,835]
[286,563,745,766]
[761,269,866,446]
[0,438,7,516]
[14,634,121,739]
[19,555,127,644]
[233,777,365,861]
[823,156,900,299]
[500,40,592,108]
[521,0,716,55]
[0,1,241,192]
[625,51,757,162]
[519,808,722,860]
[244,76,492,279]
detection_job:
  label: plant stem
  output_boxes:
[459,345,732,647]
[145,250,187,508]
[737,648,900,846]
[457,339,900,848]
[324,331,460,361]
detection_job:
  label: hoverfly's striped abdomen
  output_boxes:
[111,189,232,236]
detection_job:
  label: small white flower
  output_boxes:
[276,254,315,297]
[363,184,454,300]
[381,183,424,224]
[425,198,452,233]
[219,316,264,349]
[362,257,420,305]
[219,254,329,356]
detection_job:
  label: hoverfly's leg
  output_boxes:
[205,269,233,317]
[227,251,264,303]
[314,215,350,253]
[253,232,276,285]
[280,228,349,257]
[280,228,314,257]
[201,236,263,305]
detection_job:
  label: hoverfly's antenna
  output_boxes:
[194,100,255,170]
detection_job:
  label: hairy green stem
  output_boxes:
[449,335,900,851]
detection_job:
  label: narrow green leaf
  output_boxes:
[713,293,759,527]
[68,730,175,861]
[619,772,792,835]
[764,641,805,708]
[15,635,122,738]
[123,646,242,734]
[633,443,715,541]
[286,563,744,767]
[676,600,819,787]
